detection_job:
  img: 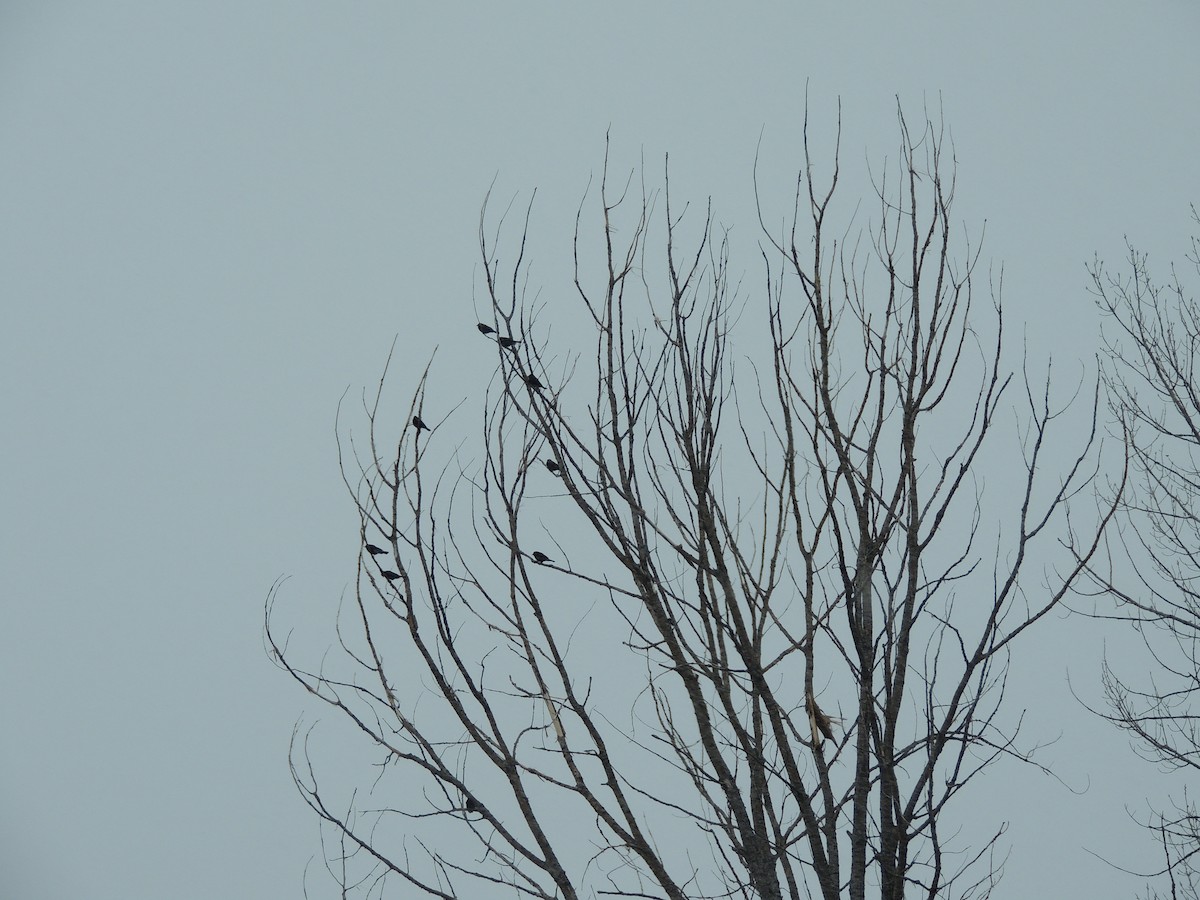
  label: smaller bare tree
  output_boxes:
[1086,206,1200,898]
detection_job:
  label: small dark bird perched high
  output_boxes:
[497,336,520,350]
[531,551,552,565]
[380,570,401,581]
[477,323,496,335]
[544,459,561,475]
[364,543,386,556]
[464,796,482,813]
[523,374,545,391]
[412,415,429,432]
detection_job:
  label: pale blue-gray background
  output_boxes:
[2,3,1198,897]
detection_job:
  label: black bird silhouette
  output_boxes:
[365,543,386,555]
[380,570,401,581]
[412,415,429,432]
[531,551,552,565]
[497,336,520,350]
[464,796,482,813]
[477,323,496,335]
[545,459,561,475]
[523,374,544,391]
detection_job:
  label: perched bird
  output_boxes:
[544,459,561,475]
[806,696,836,744]
[412,415,429,432]
[380,570,401,581]
[497,336,520,350]
[464,796,482,813]
[531,551,552,565]
[365,543,386,556]
[477,323,496,335]
[523,374,545,391]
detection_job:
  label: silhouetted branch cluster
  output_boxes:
[1088,207,1200,899]
[267,104,1119,900]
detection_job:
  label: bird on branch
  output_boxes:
[477,323,496,335]
[523,374,545,391]
[365,543,386,556]
[531,551,553,565]
[545,459,561,475]
[497,336,520,350]
[412,415,429,432]
[807,695,836,744]
[380,570,401,581]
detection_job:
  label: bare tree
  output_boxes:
[1085,207,1200,898]
[267,105,1119,900]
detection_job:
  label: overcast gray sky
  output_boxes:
[3,3,1199,898]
